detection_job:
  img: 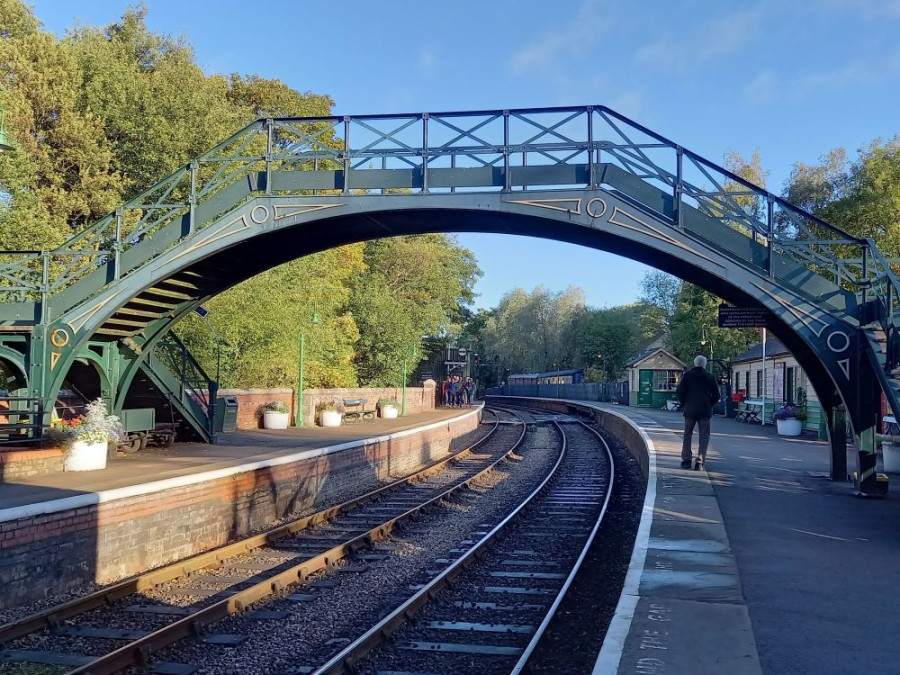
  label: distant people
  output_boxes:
[455,376,464,406]
[675,355,721,470]
[441,379,449,406]
[465,378,476,405]
[447,376,459,407]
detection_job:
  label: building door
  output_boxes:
[638,370,654,406]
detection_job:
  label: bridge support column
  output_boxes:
[828,403,847,482]
[852,341,883,497]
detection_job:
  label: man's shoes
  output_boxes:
[694,458,704,471]
[680,459,692,469]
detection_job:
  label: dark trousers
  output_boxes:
[681,417,711,462]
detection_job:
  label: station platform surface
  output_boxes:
[0,406,477,515]
[594,405,900,675]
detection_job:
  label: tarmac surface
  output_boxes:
[595,405,900,675]
[0,406,475,513]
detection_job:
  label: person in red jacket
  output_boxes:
[675,355,721,470]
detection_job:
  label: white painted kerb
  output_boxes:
[0,406,481,524]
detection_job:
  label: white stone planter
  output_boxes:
[776,418,803,437]
[263,411,290,430]
[64,440,108,471]
[381,405,399,419]
[883,442,900,473]
[320,409,342,427]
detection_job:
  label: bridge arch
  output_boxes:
[2,105,890,493]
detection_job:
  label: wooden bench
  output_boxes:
[342,398,375,423]
[735,400,763,424]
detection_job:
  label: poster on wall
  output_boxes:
[774,363,785,403]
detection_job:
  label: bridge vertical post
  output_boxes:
[674,147,683,229]
[265,119,273,196]
[503,111,511,192]
[113,209,123,280]
[342,116,351,195]
[587,106,596,189]
[188,160,198,235]
[829,403,847,481]
[861,242,869,307]
[421,113,429,194]
[766,197,774,278]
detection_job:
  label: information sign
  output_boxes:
[718,305,771,329]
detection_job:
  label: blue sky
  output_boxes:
[28,0,900,310]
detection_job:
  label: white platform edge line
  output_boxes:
[0,406,481,524]
[592,408,657,675]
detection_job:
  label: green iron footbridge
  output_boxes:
[0,105,897,494]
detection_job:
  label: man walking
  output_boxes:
[675,355,721,470]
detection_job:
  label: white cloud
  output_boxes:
[510,0,612,73]
[811,0,900,18]
[742,71,779,104]
[635,7,764,71]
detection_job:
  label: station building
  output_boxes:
[625,348,686,407]
[730,336,824,433]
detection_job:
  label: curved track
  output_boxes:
[314,416,614,675]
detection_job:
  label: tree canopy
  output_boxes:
[0,1,480,390]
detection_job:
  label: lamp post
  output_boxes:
[700,326,714,363]
[296,309,320,428]
[401,345,419,417]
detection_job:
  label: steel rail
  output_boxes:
[509,420,615,673]
[54,409,526,675]
[0,411,499,646]
[311,418,573,675]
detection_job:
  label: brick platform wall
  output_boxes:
[0,448,65,481]
[0,408,479,609]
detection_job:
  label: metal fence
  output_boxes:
[485,382,628,405]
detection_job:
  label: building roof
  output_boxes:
[509,368,584,380]
[625,347,686,369]
[731,336,790,363]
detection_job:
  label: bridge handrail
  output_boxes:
[0,105,875,314]
[152,332,215,423]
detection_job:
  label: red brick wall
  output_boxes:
[217,388,295,430]
[0,408,479,609]
[218,384,438,429]
[0,448,65,480]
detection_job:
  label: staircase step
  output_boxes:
[159,277,201,291]
[96,328,136,337]
[144,287,195,301]
[118,306,167,319]
[104,317,150,328]
[130,296,180,310]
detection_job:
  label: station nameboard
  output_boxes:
[718,305,771,328]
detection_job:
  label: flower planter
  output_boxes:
[64,440,108,471]
[320,409,342,427]
[381,405,399,419]
[776,418,803,437]
[883,442,900,473]
[263,411,290,430]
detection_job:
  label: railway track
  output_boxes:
[0,408,526,675]
[314,418,613,675]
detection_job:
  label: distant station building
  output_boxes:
[507,368,585,386]
[730,337,823,433]
[625,348,686,407]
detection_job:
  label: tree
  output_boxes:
[350,234,481,386]
[639,270,680,335]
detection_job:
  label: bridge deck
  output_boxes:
[594,404,900,675]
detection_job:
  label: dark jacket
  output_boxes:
[675,367,720,419]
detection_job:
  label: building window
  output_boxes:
[653,370,679,390]
[756,369,763,398]
[787,366,797,403]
